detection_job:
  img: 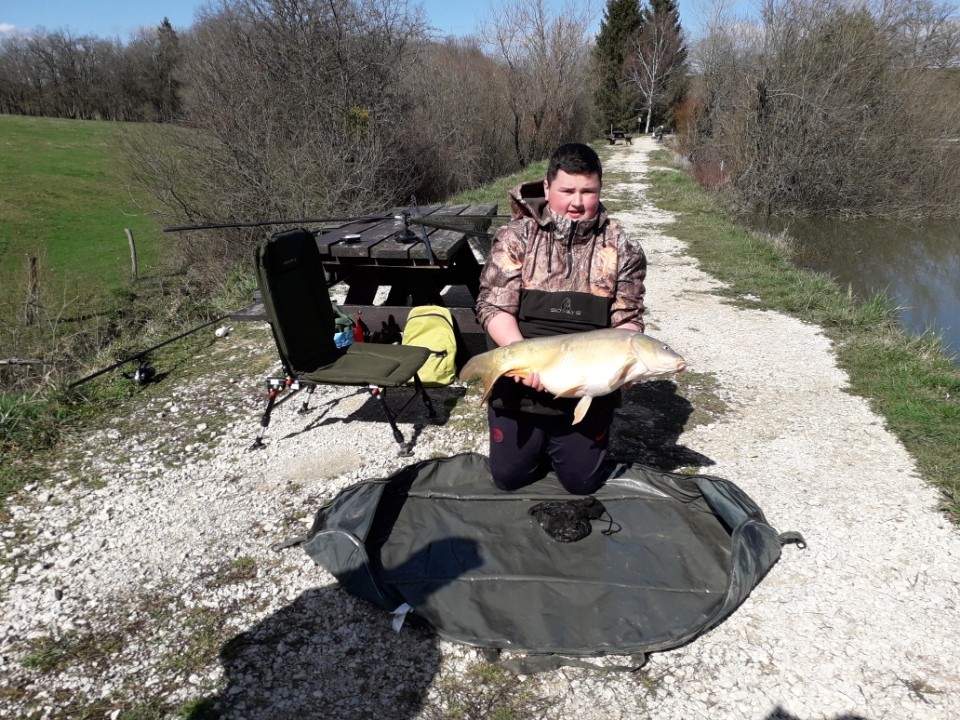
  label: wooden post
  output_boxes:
[125,228,138,281]
[24,255,39,325]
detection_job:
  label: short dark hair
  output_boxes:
[547,143,602,183]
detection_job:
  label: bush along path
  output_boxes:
[0,137,958,720]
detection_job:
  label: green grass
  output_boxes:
[0,115,247,506]
[644,160,960,519]
[20,630,126,674]
[0,114,163,311]
[447,161,548,209]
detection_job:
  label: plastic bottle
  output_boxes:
[353,313,364,342]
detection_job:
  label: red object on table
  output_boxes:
[353,313,364,342]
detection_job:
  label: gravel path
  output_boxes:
[1,137,958,720]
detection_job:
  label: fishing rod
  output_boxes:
[163,213,511,237]
[67,313,232,389]
[163,215,391,233]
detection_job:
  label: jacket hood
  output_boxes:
[508,180,609,241]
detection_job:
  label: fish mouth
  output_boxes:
[676,360,687,373]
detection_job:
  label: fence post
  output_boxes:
[125,228,138,281]
[24,255,39,325]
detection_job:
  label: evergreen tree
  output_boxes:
[593,0,644,131]
[154,18,182,121]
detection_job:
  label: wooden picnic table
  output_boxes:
[231,202,498,354]
[315,202,497,306]
[608,130,632,145]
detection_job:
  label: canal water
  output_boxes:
[741,216,960,364]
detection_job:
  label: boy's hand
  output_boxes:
[515,371,545,392]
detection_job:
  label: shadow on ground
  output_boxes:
[766,709,869,720]
[611,380,713,470]
[187,584,441,720]
[280,385,466,439]
[189,528,482,720]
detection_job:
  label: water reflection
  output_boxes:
[741,216,960,363]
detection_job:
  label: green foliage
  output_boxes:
[344,106,372,136]
[117,701,171,720]
[593,0,644,128]
[447,160,549,207]
[178,697,220,720]
[162,607,226,674]
[0,115,239,510]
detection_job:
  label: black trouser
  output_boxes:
[486,401,615,495]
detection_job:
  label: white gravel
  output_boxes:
[1,136,958,720]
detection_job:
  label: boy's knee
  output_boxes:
[555,466,606,495]
[491,464,538,492]
[489,449,542,491]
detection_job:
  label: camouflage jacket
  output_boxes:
[475,180,646,332]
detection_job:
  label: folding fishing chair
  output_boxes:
[251,228,436,456]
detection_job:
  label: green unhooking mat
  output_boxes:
[301,453,803,670]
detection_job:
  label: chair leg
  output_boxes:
[298,384,316,414]
[250,383,280,450]
[368,386,410,454]
[413,374,437,419]
[250,377,300,450]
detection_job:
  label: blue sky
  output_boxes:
[0,1,723,42]
[0,1,576,39]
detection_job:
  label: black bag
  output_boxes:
[528,497,614,542]
[298,453,804,672]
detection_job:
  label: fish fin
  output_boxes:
[572,396,593,425]
[553,384,588,398]
[611,359,636,386]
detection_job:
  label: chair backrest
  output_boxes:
[254,228,340,375]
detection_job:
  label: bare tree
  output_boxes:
[682,0,960,217]
[481,0,596,167]
[124,0,429,286]
[626,7,686,133]
[877,0,960,69]
[398,38,516,199]
[0,25,180,120]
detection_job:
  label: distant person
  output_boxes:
[475,143,647,495]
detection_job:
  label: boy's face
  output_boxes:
[544,170,601,221]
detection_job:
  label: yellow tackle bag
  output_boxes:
[401,305,459,387]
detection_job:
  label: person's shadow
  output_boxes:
[764,709,869,720]
[611,380,713,470]
[187,537,482,720]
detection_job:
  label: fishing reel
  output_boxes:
[393,211,421,244]
[122,357,156,385]
[393,209,436,263]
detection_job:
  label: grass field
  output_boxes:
[1,115,175,501]
[0,114,163,316]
